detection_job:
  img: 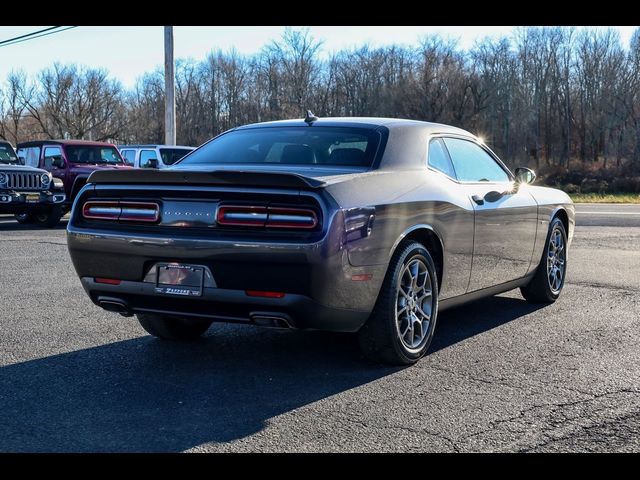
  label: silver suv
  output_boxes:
[118,144,195,169]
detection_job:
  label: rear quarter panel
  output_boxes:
[325,168,475,300]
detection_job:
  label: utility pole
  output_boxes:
[164,26,176,146]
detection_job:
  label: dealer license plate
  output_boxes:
[24,193,40,203]
[155,263,204,297]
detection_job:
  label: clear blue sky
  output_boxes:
[1,26,637,89]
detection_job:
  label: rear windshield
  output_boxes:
[66,146,124,165]
[160,148,193,166]
[177,127,379,167]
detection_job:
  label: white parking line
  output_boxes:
[577,211,640,215]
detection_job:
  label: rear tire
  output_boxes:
[14,213,34,224]
[521,217,568,303]
[137,313,213,340]
[358,241,439,365]
[33,205,64,228]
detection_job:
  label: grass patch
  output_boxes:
[569,193,640,203]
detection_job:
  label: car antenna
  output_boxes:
[304,110,319,125]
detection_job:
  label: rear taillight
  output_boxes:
[82,201,160,223]
[83,201,120,220]
[216,205,318,229]
[216,205,268,227]
[265,207,318,229]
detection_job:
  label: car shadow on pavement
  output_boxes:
[432,295,547,352]
[0,218,68,231]
[0,295,545,452]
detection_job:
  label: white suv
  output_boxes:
[118,144,195,169]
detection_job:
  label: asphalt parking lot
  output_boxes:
[0,204,638,452]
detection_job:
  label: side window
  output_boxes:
[17,147,41,167]
[43,146,63,169]
[428,138,456,179]
[121,150,136,166]
[443,138,510,183]
[139,149,157,168]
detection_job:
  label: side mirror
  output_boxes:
[18,155,26,165]
[52,156,64,168]
[515,167,536,185]
[145,158,159,169]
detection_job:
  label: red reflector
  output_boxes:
[351,274,373,281]
[95,277,122,285]
[245,290,286,298]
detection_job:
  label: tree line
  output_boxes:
[2,26,640,174]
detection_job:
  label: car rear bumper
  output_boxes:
[67,227,387,332]
[80,277,370,332]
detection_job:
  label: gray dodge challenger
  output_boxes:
[67,116,574,365]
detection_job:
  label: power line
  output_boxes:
[0,26,78,48]
[0,26,61,46]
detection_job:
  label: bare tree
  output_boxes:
[3,26,640,176]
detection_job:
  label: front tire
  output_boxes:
[358,241,439,365]
[14,213,34,224]
[521,217,568,303]
[33,205,64,228]
[137,313,213,340]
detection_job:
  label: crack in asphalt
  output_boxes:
[458,388,640,452]
[519,409,640,452]
[333,414,462,452]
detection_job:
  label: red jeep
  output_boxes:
[16,140,132,215]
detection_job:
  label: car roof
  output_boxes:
[118,144,195,149]
[16,139,117,148]
[234,117,474,136]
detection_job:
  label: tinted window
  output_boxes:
[43,146,63,168]
[178,127,379,167]
[65,146,123,165]
[139,150,157,168]
[160,148,192,166]
[443,138,510,182]
[121,150,136,166]
[0,143,19,165]
[428,139,456,178]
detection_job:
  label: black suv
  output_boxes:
[0,140,66,227]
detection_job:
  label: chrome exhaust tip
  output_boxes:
[250,312,294,329]
[97,296,133,317]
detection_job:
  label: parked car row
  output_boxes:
[0,138,195,227]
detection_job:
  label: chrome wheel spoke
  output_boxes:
[399,287,411,301]
[405,318,414,343]
[545,225,566,294]
[418,289,432,302]
[400,318,411,337]
[395,257,434,351]
[416,305,430,322]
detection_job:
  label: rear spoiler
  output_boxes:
[87,169,326,189]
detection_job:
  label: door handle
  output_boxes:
[471,194,484,205]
